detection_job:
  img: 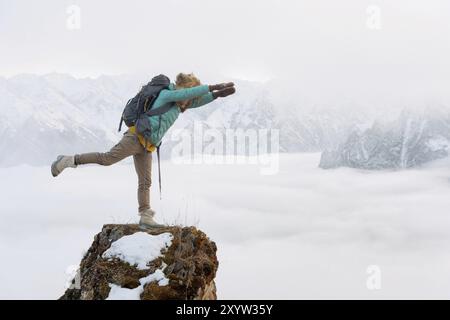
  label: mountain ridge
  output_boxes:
[2,73,448,168]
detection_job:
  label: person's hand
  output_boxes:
[212,86,236,99]
[209,82,234,91]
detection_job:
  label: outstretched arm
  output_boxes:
[159,85,210,103]
[188,92,215,109]
[159,82,235,104]
[189,86,236,109]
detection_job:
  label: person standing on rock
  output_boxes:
[51,73,235,229]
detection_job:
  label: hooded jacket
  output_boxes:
[129,83,214,151]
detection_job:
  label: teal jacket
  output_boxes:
[145,83,214,146]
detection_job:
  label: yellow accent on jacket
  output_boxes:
[128,126,156,152]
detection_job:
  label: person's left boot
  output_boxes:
[51,155,77,177]
[139,209,166,229]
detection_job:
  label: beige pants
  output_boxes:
[75,131,152,213]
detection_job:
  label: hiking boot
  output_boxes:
[51,155,77,177]
[139,209,166,229]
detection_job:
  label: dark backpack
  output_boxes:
[118,74,173,199]
[118,74,172,132]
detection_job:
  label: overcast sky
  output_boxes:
[1,0,449,102]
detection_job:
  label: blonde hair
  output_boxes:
[175,72,202,112]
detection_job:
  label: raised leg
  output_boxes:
[75,132,141,166]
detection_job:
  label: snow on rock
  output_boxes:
[106,269,169,300]
[60,224,218,300]
[102,232,173,270]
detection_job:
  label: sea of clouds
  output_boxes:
[0,153,449,299]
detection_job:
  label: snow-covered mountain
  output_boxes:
[319,107,450,169]
[0,73,369,166]
[0,73,132,166]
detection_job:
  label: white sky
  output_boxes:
[1,0,450,102]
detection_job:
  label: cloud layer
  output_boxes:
[1,153,449,298]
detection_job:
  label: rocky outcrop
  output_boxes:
[60,224,218,300]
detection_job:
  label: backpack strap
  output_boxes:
[147,103,173,200]
[118,98,132,132]
[156,142,162,200]
[118,116,124,132]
